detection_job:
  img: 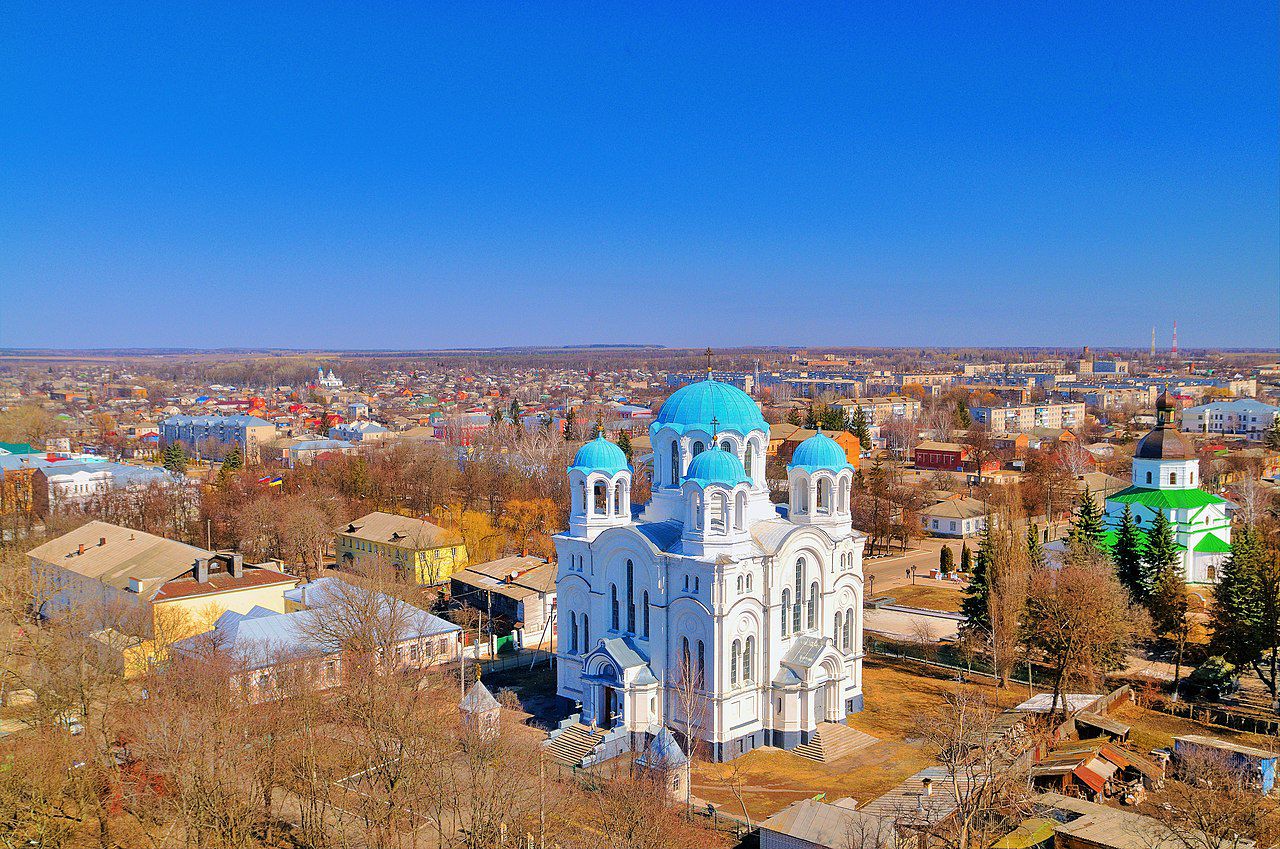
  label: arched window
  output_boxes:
[838,477,850,514]
[681,637,691,678]
[615,480,625,517]
[692,492,703,530]
[834,611,842,647]
[610,584,619,630]
[720,439,733,454]
[642,592,650,638]
[817,478,832,515]
[626,560,636,633]
[808,581,818,630]
[731,639,740,684]
[735,491,747,530]
[736,575,744,593]
[744,441,755,481]
[692,440,705,457]
[793,558,805,634]
[594,481,608,515]
[582,614,589,653]
[745,573,752,592]
[696,640,705,685]
[1169,472,1177,485]
[570,613,579,653]
[578,481,588,514]
[843,607,853,651]
[796,482,808,514]
[744,636,755,682]
[670,440,680,486]
[1145,471,1152,484]
[781,589,791,636]
[710,492,728,533]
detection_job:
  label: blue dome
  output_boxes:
[568,433,630,475]
[651,378,768,437]
[684,446,751,488]
[789,429,854,473]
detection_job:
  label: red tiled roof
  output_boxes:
[153,568,298,602]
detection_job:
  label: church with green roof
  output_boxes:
[1104,391,1231,586]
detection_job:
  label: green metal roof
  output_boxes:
[1193,532,1232,553]
[1108,486,1227,511]
[0,442,35,455]
[1101,527,1186,552]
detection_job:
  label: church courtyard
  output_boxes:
[689,656,1026,819]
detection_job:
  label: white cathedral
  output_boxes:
[553,377,866,762]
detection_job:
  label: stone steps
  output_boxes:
[545,722,607,767]
[793,722,879,763]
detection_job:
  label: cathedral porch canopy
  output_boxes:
[582,636,658,688]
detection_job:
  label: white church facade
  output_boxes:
[553,378,866,762]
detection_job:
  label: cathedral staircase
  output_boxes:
[793,722,879,763]
[545,721,609,767]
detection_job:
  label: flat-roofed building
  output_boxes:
[969,401,1086,435]
[160,414,276,461]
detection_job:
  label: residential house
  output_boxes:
[183,577,460,702]
[913,441,966,471]
[450,555,557,650]
[758,797,894,849]
[336,511,467,585]
[29,521,297,673]
[329,420,391,443]
[1181,398,1280,440]
[920,494,989,538]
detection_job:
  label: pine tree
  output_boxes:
[221,445,243,471]
[848,406,872,455]
[1141,509,1180,603]
[162,443,187,473]
[1026,523,1045,570]
[803,405,818,429]
[961,529,994,633]
[819,405,847,431]
[1111,504,1145,600]
[1068,486,1106,552]
[1210,525,1266,671]
[1264,417,1280,452]
[616,430,633,461]
[562,407,577,441]
[960,543,972,573]
[508,398,522,422]
[940,546,955,574]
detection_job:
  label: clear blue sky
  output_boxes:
[2,3,1277,350]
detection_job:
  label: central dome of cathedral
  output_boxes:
[651,378,768,436]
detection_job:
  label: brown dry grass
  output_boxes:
[882,581,964,613]
[690,658,1028,820]
[1112,700,1279,754]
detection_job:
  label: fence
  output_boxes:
[865,635,1046,688]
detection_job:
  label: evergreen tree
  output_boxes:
[786,407,802,426]
[615,430,633,461]
[961,529,994,633]
[960,543,972,573]
[818,405,847,432]
[1264,417,1280,452]
[1026,523,1045,570]
[1111,504,1145,600]
[803,405,818,429]
[940,545,955,574]
[1067,486,1106,552]
[509,398,522,423]
[221,445,243,471]
[562,407,577,441]
[1140,509,1180,603]
[1210,525,1267,673]
[161,443,187,473]
[848,406,872,454]
[490,405,504,424]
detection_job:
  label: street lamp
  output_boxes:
[867,574,875,604]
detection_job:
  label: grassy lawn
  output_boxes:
[690,657,1026,820]
[878,581,964,613]
[1112,700,1279,754]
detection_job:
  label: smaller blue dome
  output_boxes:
[789,429,854,473]
[568,433,630,475]
[684,446,751,488]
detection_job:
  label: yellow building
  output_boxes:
[336,511,467,586]
[28,521,298,674]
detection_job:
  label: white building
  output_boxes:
[1180,398,1279,441]
[1104,392,1231,587]
[553,378,866,762]
[317,368,344,390]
